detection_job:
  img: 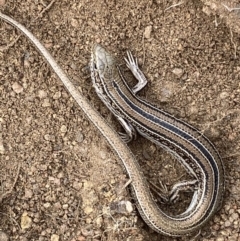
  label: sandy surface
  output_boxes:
[1,0,240,240]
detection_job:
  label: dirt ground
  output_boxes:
[1,0,240,240]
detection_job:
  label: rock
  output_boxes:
[21,212,32,230]
[51,234,59,241]
[110,200,133,214]
[144,25,152,39]
[172,68,183,77]
[12,82,23,94]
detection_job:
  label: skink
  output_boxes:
[90,44,225,236]
[0,12,225,236]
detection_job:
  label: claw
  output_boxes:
[118,132,132,143]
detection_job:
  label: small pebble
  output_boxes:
[53,91,61,100]
[71,18,79,28]
[0,139,5,154]
[24,189,33,199]
[216,237,225,241]
[144,25,152,39]
[99,150,107,159]
[38,90,47,99]
[231,212,239,220]
[73,181,82,190]
[43,202,51,208]
[84,206,93,215]
[76,236,85,241]
[110,200,133,214]
[51,234,59,241]
[62,204,69,210]
[75,131,84,143]
[172,68,183,77]
[224,220,231,227]
[21,212,32,230]
[219,91,229,99]
[42,98,51,107]
[12,82,23,94]
[60,125,67,133]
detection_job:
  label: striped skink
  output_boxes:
[0,12,225,236]
[90,44,225,236]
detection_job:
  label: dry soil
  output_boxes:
[1,1,240,241]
